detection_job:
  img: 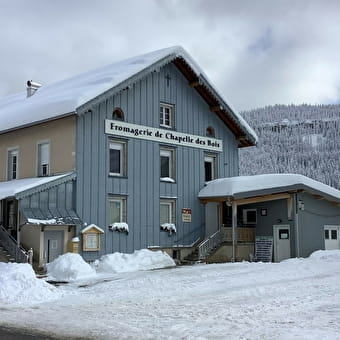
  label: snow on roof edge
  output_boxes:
[82,224,104,234]
[0,46,256,144]
[0,173,74,200]
[198,174,340,202]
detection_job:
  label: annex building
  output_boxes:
[0,47,339,268]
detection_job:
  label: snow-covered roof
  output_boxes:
[0,173,73,200]
[198,174,340,203]
[82,224,104,234]
[0,46,256,145]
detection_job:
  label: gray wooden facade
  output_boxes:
[76,63,240,260]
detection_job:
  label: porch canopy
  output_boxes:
[0,172,80,226]
[198,174,340,204]
[198,174,340,261]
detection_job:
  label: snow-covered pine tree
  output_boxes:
[239,104,340,190]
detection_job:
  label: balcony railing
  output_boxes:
[220,225,255,243]
[0,224,31,264]
[198,229,222,260]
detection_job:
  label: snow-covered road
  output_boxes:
[1,251,340,339]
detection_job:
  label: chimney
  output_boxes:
[26,80,42,98]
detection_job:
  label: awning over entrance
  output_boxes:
[21,207,80,226]
[198,173,340,204]
[0,173,75,200]
[0,172,81,227]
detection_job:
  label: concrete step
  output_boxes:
[0,246,15,263]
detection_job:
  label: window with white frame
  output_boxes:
[204,154,217,182]
[243,209,257,224]
[37,142,50,177]
[160,148,175,180]
[108,197,126,224]
[160,199,176,225]
[109,140,126,176]
[160,103,174,128]
[7,149,19,180]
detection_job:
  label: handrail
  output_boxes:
[0,225,30,264]
[198,229,222,260]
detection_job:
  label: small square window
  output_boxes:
[109,140,126,176]
[279,229,289,240]
[160,103,174,128]
[243,209,257,224]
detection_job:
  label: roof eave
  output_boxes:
[76,53,256,147]
[199,184,340,205]
[0,111,76,135]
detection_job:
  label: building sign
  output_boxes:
[182,208,192,222]
[105,120,223,152]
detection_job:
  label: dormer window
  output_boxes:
[112,108,124,121]
[206,126,215,137]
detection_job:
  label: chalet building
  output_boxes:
[0,46,339,268]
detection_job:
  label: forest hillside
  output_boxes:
[239,104,340,190]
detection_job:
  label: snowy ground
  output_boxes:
[1,250,340,339]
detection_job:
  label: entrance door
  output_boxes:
[324,226,340,250]
[205,202,219,237]
[273,225,291,262]
[44,231,64,263]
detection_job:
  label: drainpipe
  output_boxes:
[294,193,300,257]
[232,201,237,262]
[16,201,20,245]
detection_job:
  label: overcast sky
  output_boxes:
[1,0,340,111]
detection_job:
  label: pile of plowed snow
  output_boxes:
[93,249,176,273]
[46,253,96,282]
[0,262,60,305]
[46,249,175,282]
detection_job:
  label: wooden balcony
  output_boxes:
[220,225,255,243]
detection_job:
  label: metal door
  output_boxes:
[44,230,64,263]
[273,225,291,262]
[324,226,340,250]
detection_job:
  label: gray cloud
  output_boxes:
[1,0,340,111]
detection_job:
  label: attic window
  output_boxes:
[206,126,215,137]
[113,108,124,121]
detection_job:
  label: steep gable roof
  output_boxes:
[0,46,256,146]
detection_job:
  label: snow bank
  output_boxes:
[46,253,96,282]
[0,263,59,305]
[309,249,340,261]
[94,249,176,273]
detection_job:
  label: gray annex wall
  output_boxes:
[297,192,340,257]
[76,62,239,260]
[242,198,296,257]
